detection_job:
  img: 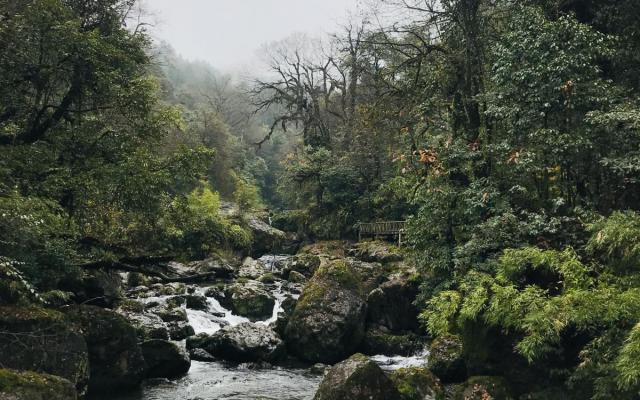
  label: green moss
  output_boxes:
[453,376,513,400]
[315,261,359,290]
[258,273,276,284]
[390,367,445,400]
[0,306,65,325]
[0,369,76,397]
[117,299,145,313]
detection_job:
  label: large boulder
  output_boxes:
[215,280,275,322]
[367,277,420,332]
[361,329,425,357]
[313,353,401,400]
[238,257,270,279]
[349,241,403,263]
[117,307,170,341]
[428,335,467,383]
[64,305,146,393]
[285,260,368,363]
[186,323,284,363]
[0,369,77,400]
[246,215,287,257]
[185,294,208,310]
[186,255,235,278]
[61,270,123,308]
[282,254,321,279]
[167,321,195,340]
[0,307,89,395]
[389,367,444,400]
[453,376,513,400]
[141,340,191,379]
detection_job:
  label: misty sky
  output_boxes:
[148,0,363,71]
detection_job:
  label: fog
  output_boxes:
[148,0,363,71]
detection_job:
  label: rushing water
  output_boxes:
[107,254,427,400]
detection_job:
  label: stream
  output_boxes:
[104,254,428,400]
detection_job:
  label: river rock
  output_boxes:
[367,277,419,332]
[428,334,467,383]
[453,376,513,400]
[349,241,403,263]
[0,307,89,395]
[141,340,191,379]
[167,321,195,340]
[313,353,401,400]
[288,270,307,283]
[246,215,287,257]
[187,323,285,363]
[0,369,78,400]
[189,348,216,362]
[185,294,208,310]
[187,255,235,278]
[64,305,146,393]
[216,280,275,321]
[121,311,170,341]
[238,257,270,279]
[389,367,444,400]
[285,260,367,363]
[282,254,321,279]
[62,269,123,308]
[361,329,425,356]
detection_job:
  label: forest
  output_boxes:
[1,0,640,399]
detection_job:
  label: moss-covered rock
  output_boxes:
[140,340,191,379]
[0,369,77,400]
[215,280,275,321]
[367,277,420,332]
[361,329,425,357]
[428,335,467,383]
[64,305,146,393]
[285,260,368,363]
[299,241,349,259]
[313,353,401,400]
[389,367,444,400]
[0,307,89,395]
[453,376,513,400]
[282,254,321,278]
[350,241,404,263]
[186,323,285,363]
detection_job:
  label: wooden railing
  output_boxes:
[357,221,407,245]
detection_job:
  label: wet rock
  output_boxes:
[61,269,123,308]
[313,353,401,400]
[189,348,216,362]
[215,280,275,322]
[64,305,146,393]
[361,329,425,357]
[0,307,89,395]
[309,363,328,375]
[282,254,321,279]
[167,321,195,340]
[349,241,403,263]
[238,257,270,279]
[367,277,419,332]
[428,335,467,383]
[288,271,307,283]
[246,215,287,257]
[187,256,235,278]
[141,340,191,379]
[389,367,444,400]
[153,283,187,296]
[0,369,78,400]
[185,294,208,310]
[285,260,367,363]
[155,307,188,323]
[120,311,169,341]
[453,376,513,400]
[257,273,277,284]
[187,323,285,363]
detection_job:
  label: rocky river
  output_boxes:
[100,251,430,400]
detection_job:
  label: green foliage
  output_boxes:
[233,173,263,212]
